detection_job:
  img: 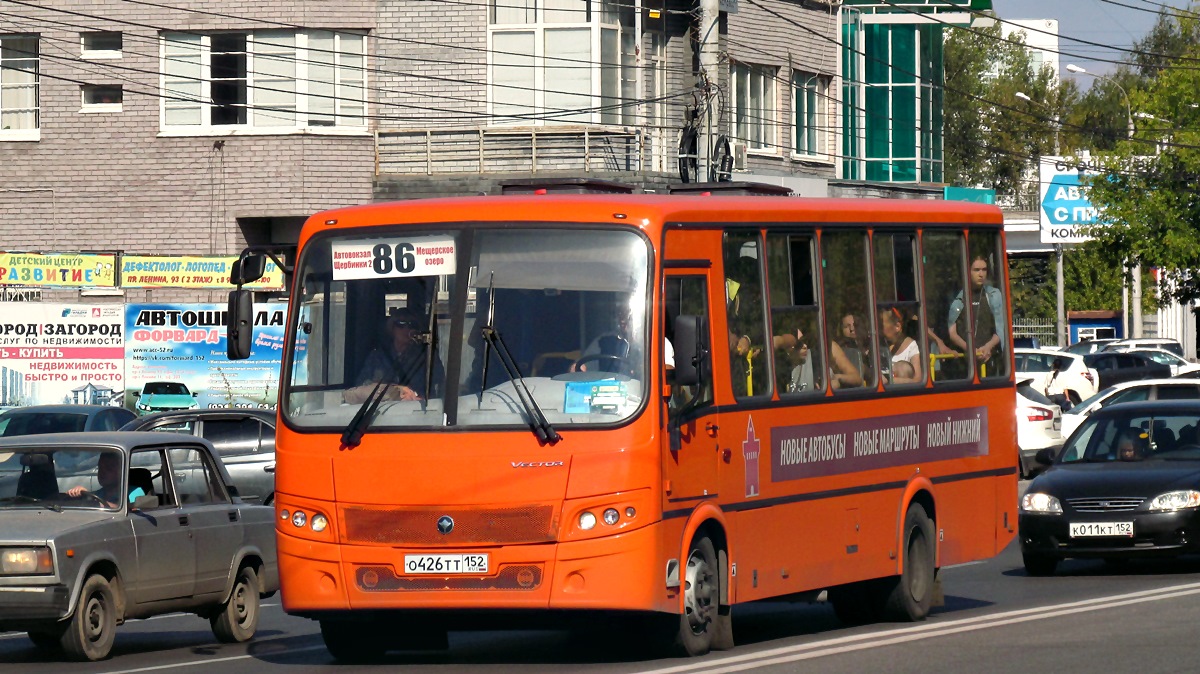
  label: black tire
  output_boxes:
[60,574,117,661]
[828,582,880,626]
[1023,551,1058,576]
[211,567,260,643]
[27,627,65,650]
[320,619,388,663]
[666,534,725,656]
[879,503,937,622]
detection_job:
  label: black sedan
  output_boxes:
[1019,400,1200,575]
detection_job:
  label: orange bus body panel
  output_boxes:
[273,194,1014,623]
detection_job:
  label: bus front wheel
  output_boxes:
[666,534,731,656]
[320,619,387,663]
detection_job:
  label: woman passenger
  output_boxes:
[880,307,923,384]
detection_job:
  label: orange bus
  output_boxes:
[228,181,1017,661]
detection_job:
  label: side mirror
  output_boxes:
[227,289,255,360]
[192,392,199,397]
[230,254,266,285]
[673,315,708,387]
[131,392,140,399]
[1034,448,1055,466]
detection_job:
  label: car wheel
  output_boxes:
[211,567,260,643]
[878,503,937,622]
[1023,551,1058,576]
[27,626,65,650]
[320,619,388,663]
[61,574,117,661]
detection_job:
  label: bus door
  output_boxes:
[663,268,719,505]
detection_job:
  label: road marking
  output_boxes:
[636,581,1200,674]
[942,560,985,569]
[97,643,327,674]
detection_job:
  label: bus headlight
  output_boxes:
[602,508,620,526]
[578,511,597,530]
[311,513,329,532]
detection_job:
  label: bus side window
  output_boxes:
[765,233,824,396]
[923,231,971,382]
[874,232,924,386]
[665,276,712,410]
[821,231,874,391]
[723,232,770,400]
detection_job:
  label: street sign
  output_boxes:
[1039,156,1099,244]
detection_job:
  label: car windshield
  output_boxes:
[283,226,651,431]
[144,383,189,395]
[1058,410,1200,463]
[0,447,124,510]
[0,412,89,437]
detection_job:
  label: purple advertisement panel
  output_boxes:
[772,407,989,482]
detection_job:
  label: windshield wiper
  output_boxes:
[480,325,560,446]
[341,380,392,448]
[0,495,62,512]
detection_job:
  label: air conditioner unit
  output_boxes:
[732,141,748,170]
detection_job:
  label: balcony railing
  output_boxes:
[375,126,649,176]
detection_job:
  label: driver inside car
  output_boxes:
[66,452,144,507]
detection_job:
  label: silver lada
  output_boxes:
[0,431,278,661]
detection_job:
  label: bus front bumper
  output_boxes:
[277,520,670,615]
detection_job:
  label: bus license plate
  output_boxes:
[1069,522,1133,538]
[403,554,489,575]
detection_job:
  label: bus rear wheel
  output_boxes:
[879,503,936,622]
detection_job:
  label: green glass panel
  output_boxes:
[866,159,889,182]
[894,159,916,182]
[892,84,915,151]
[892,26,916,84]
[864,24,888,84]
[865,86,888,159]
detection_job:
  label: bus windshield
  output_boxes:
[283,226,651,431]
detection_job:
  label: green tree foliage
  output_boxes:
[944,17,1071,202]
[1081,5,1200,305]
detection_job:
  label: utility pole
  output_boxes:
[698,0,719,182]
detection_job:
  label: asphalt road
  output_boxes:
[6,484,1200,673]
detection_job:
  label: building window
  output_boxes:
[793,72,829,158]
[81,84,122,112]
[82,32,122,59]
[0,35,38,139]
[731,62,776,152]
[488,0,634,126]
[161,30,366,131]
[842,19,943,183]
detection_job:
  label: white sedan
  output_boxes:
[1061,378,1200,438]
[1014,348,1098,407]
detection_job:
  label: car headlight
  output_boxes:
[0,547,54,575]
[1020,492,1063,514]
[136,403,151,411]
[1147,490,1200,512]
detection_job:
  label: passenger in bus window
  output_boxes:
[835,313,866,375]
[948,254,1005,376]
[343,307,444,404]
[881,307,923,384]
